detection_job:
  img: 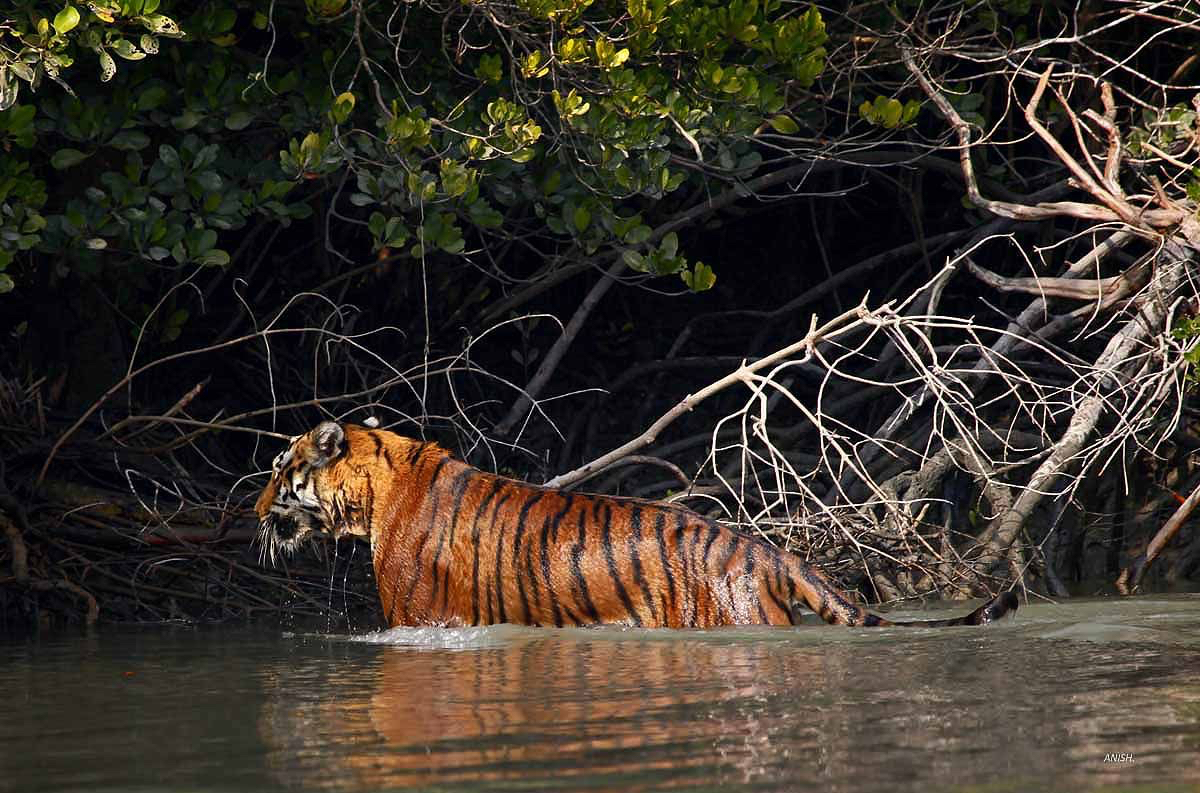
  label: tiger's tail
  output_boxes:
[788,560,1019,627]
[887,591,1019,626]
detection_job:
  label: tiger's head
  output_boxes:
[254,421,369,563]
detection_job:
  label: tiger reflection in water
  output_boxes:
[257,633,838,789]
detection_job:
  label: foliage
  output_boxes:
[1173,315,1200,385]
[0,0,841,310]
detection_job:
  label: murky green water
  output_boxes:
[3,595,1200,792]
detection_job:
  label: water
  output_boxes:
[3,595,1200,792]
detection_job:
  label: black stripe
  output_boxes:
[828,587,861,625]
[403,457,453,609]
[628,508,657,624]
[723,533,741,569]
[601,503,642,626]
[539,515,560,627]
[694,525,717,625]
[771,549,784,595]
[382,447,395,469]
[510,493,547,625]
[744,544,769,623]
[571,506,601,622]
[472,485,510,625]
[699,521,722,622]
[371,432,383,457]
[406,444,423,466]
[702,523,721,568]
[766,548,792,622]
[541,496,575,627]
[720,535,741,621]
[523,529,543,625]
[807,572,832,622]
[560,601,584,626]
[493,490,529,624]
[379,446,412,625]
[429,469,477,612]
[676,514,695,625]
[654,512,677,616]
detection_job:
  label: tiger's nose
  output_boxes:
[274,514,298,540]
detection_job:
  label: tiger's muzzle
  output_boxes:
[258,506,325,565]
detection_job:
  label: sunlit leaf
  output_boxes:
[53,6,80,35]
[767,115,799,134]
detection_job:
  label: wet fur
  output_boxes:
[255,422,1018,628]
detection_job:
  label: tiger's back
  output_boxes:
[255,422,1017,629]
[378,452,818,628]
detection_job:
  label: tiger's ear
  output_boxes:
[306,421,346,467]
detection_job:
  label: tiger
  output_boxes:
[254,421,1018,628]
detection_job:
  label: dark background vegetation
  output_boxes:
[2,0,1198,632]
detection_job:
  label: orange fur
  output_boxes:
[255,422,1017,628]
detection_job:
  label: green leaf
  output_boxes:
[51,148,89,169]
[193,229,217,254]
[469,202,504,229]
[109,130,150,151]
[659,231,678,259]
[9,62,34,83]
[211,8,237,34]
[136,85,169,111]
[521,51,549,79]
[140,14,182,37]
[0,274,13,294]
[111,39,146,60]
[172,110,201,130]
[196,249,230,267]
[332,92,355,124]
[622,249,648,272]
[368,212,387,239]
[192,171,222,191]
[767,115,799,134]
[383,218,409,247]
[681,261,716,292]
[225,110,254,130]
[475,53,502,84]
[439,159,472,197]
[573,205,591,232]
[98,50,117,83]
[161,308,189,342]
[54,5,81,35]
[193,143,219,169]
[158,144,180,170]
[880,98,903,128]
[624,224,652,245]
[300,131,322,160]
